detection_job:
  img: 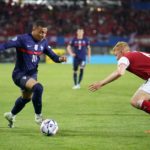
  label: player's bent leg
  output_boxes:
[5,77,37,128]
[11,96,31,115]
[25,79,44,124]
[4,94,31,128]
[32,83,44,125]
[131,89,150,114]
[25,78,38,90]
[131,89,147,108]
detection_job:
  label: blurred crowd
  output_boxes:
[0,2,150,39]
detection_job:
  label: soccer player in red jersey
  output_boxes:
[89,41,150,126]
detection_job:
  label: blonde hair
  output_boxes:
[113,41,130,53]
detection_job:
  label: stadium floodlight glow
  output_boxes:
[86,0,91,4]
[90,7,94,11]
[36,0,43,4]
[97,7,102,12]
[36,0,48,5]
[47,5,53,10]
[12,0,19,2]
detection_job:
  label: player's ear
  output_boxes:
[32,25,37,31]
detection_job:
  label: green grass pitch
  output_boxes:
[0,63,150,150]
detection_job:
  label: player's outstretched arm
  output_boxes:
[89,63,127,92]
[0,37,21,52]
[45,44,67,63]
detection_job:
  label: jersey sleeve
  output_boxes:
[118,56,130,68]
[87,38,90,46]
[43,41,60,63]
[0,36,22,52]
[68,38,74,46]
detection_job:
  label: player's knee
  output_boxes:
[22,95,32,100]
[130,99,142,109]
[22,92,32,99]
[130,100,137,108]
[80,67,84,70]
[32,83,44,94]
[24,98,31,104]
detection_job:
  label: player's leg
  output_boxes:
[11,90,32,115]
[11,77,36,115]
[130,81,150,114]
[4,76,33,128]
[9,92,31,115]
[11,77,44,125]
[4,90,32,127]
[25,78,44,124]
[72,59,79,89]
[78,60,86,88]
[4,73,43,127]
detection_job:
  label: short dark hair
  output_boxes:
[33,20,48,28]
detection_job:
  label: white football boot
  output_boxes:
[4,112,16,128]
[76,84,81,89]
[72,84,80,89]
[35,114,43,125]
[72,85,78,89]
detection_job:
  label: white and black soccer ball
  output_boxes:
[40,119,58,136]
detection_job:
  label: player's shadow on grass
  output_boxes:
[0,127,40,137]
[76,113,148,117]
[0,127,149,138]
[58,129,148,138]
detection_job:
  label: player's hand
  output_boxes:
[87,57,90,63]
[71,53,76,57]
[88,82,102,92]
[59,56,67,62]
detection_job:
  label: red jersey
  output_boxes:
[122,51,150,80]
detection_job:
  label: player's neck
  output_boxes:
[77,36,83,39]
[31,32,41,42]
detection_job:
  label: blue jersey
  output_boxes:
[69,37,90,60]
[0,33,60,73]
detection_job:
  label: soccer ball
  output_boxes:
[40,119,58,136]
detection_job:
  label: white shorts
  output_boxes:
[139,78,150,94]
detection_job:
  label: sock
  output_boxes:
[11,97,31,115]
[78,69,83,84]
[32,83,43,114]
[73,72,77,85]
[141,100,150,114]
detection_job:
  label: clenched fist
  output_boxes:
[59,56,67,62]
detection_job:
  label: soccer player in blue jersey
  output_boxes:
[0,20,67,128]
[67,28,91,89]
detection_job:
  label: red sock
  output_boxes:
[141,100,150,114]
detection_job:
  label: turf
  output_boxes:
[0,63,150,150]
